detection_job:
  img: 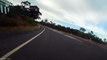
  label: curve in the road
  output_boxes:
[0,28,45,60]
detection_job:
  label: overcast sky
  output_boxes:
[8,0,107,39]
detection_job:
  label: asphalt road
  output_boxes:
[0,27,107,60]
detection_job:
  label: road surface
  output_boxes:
[0,27,107,60]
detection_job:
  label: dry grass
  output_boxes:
[0,14,40,32]
[0,25,40,32]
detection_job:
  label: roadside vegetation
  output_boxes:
[0,1,106,44]
[39,19,107,44]
[0,1,41,31]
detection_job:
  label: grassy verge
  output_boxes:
[0,25,40,32]
[0,14,40,32]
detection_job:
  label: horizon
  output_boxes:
[8,0,107,41]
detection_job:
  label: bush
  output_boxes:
[0,15,37,27]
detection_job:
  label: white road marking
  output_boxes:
[48,28,82,42]
[0,28,45,60]
[48,27,107,50]
[64,35,82,42]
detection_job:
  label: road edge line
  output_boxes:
[0,28,45,60]
[48,27,82,42]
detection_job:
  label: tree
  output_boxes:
[80,27,86,33]
[21,1,31,8]
[44,19,48,23]
[11,1,41,19]
[29,6,42,19]
[90,31,93,35]
[104,38,106,42]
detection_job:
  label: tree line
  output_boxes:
[39,19,107,44]
[0,1,106,44]
[0,1,41,27]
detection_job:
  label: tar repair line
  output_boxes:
[0,28,45,60]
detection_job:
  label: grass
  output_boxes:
[0,25,40,32]
[0,15,40,32]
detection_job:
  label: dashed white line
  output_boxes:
[0,28,45,60]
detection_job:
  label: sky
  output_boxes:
[8,0,107,40]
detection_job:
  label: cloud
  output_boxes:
[8,0,23,5]
[8,0,107,39]
[8,0,36,5]
[88,0,107,11]
[36,0,107,38]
